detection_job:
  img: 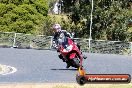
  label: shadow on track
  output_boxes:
[51,68,78,71]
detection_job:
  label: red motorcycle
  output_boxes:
[56,33,83,68]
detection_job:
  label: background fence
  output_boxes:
[0,32,131,55]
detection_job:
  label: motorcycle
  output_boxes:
[53,33,84,68]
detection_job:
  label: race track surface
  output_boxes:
[0,48,132,83]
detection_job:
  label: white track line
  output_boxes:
[0,65,17,75]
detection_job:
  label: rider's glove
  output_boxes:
[52,41,58,49]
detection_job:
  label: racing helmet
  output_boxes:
[52,24,61,32]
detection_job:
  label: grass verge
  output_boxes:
[0,83,132,88]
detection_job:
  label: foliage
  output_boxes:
[0,0,49,34]
[0,0,132,42]
[62,0,132,41]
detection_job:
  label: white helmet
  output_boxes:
[52,24,61,32]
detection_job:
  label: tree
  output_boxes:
[62,0,132,41]
[0,0,49,34]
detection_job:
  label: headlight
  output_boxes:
[62,45,73,52]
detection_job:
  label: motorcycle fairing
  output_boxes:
[69,53,76,59]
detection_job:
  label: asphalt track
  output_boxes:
[0,48,132,83]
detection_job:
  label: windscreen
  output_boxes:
[58,33,69,49]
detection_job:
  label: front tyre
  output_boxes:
[72,58,80,68]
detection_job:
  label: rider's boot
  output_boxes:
[58,54,65,62]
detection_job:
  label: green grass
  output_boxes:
[0,83,131,88]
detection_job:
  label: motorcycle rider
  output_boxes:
[52,24,87,68]
[52,24,72,46]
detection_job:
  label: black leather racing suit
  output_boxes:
[52,30,71,46]
[52,30,80,50]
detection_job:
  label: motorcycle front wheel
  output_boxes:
[72,57,80,68]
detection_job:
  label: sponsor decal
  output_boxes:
[76,67,131,85]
